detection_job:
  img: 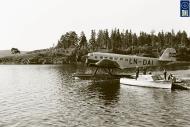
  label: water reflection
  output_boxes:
[0,65,190,127]
[86,80,120,105]
[52,65,121,106]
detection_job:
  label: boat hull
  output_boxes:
[120,77,172,89]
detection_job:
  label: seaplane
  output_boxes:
[81,48,188,89]
[85,48,176,69]
[85,48,190,89]
[74,48,175,80]
[74,48,189,89]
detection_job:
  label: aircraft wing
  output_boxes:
[90,59,121,69]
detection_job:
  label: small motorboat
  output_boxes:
[120,74,172,89]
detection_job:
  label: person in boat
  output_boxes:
[142,67,147,75]
[168,73,176,82]
[168,73,172,80]
[171,75,176,83]
[135,66,140,80]
[163,69,167,80]
[168,74,176,83]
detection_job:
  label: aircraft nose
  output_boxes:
[84,55,89,65]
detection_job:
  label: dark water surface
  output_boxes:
[0,65,190,127]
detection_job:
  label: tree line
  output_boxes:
[56,29,190,60]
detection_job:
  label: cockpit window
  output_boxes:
[88,53,93,56]
[114,57,118,60]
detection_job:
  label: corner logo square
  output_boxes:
[180,0,190,17]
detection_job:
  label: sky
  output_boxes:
[0,0,189,51]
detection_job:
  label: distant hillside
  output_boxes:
[0,50,28,58]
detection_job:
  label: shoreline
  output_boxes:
[1,51,190,66]
[0,57,190,66]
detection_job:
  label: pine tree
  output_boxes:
[96,30,104,49]
[157,31,165,48]
[89,30,96,51]
[104,29,110,50]
[79,31,87,49]
[56,31,78,49]
[110,29,118,52]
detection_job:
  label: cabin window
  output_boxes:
[109,57,113,60]
[100,56,103,59]
[125,58,128,61]
[95,56,97,59]
[120,58,123,61]
[104,56,108,59]
[114,57,118,60]
[90,54,93,56]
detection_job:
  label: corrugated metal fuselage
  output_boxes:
[87,52,160,69]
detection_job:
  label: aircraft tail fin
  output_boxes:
[159,48,176,62]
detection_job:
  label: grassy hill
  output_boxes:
[0,48,72,64]
[0,50,28,58]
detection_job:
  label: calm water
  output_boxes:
[0,65,190,127]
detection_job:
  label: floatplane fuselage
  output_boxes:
[86,48,176,69]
